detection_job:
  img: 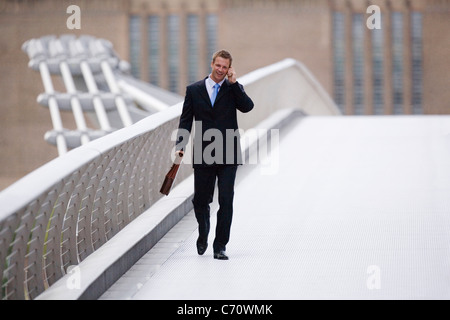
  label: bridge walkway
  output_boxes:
[100,116,450,300]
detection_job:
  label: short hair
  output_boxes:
[212,50,233,67]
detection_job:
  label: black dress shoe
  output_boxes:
[213,251,229,260]
[196,239,208,255]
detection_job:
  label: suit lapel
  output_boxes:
[198,78,213,107]
[213,79,230,107]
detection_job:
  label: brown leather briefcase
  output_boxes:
[160,153,183,195]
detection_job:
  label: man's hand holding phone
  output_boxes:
[227,66,236,84]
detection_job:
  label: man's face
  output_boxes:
[210,57,231,83]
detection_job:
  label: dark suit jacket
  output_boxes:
[176,77,254,168]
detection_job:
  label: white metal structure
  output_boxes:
[22,35,181,153]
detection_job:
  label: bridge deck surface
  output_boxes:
[100,116,450,300]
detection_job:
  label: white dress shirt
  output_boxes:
[205,75,226,100]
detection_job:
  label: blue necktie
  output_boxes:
[211,83,220,107]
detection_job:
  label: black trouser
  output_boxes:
[193,165,238,253]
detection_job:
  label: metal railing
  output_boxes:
[0,58,339,300]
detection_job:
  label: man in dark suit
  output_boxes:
[175,50,254,260]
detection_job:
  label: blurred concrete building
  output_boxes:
[0,0,449,190]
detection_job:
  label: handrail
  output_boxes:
[0,104,187,300]
[237,58,340,130]
[0,58,339,300]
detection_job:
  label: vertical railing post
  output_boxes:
[90,39,133,127]
[51,36,91,145]
[39,62,68,155]
[70,37,112,132]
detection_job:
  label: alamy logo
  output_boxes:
[366,265,381,290]
[66,5,81,30]
[366,5,381,30]
[173,123,280,175]
[66,265,81,290]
